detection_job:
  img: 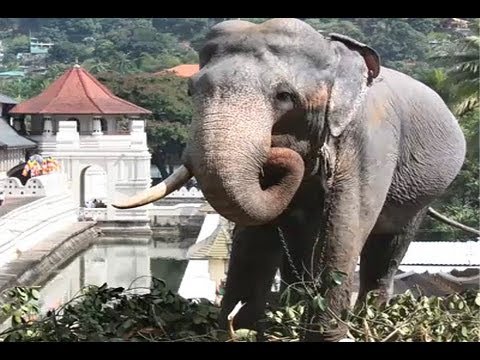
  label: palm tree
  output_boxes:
[431,20,479,116]
[419,68,451,103]
[82,58,111,74]
[111,52,136,75]
[448,32,479,115]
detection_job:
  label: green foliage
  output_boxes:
[370,19,428,65]
[96,72,192,158]
[406,18,443,34]
[417,20,479,238]
[1,287,40,330]
[48,41,93,64]
[0,279,222,342]
[97,72,192,123]
[349,291,480,342]
[3,35,30,56]
[147,122,189,154]
[263,288,480,342]
[0,18,477,239]
[1,281,478,342]
[429,21,479,116]
[306,19,367,42]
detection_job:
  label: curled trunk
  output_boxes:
[184,109,305,226]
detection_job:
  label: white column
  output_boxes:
[43,116,53,136]
[129,117,147,149]
[56,121,80,150]
[92,116,103,136]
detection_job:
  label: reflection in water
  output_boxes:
[150,258,188,293]
[37,237,188,313]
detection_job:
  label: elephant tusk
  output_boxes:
[112,165,192,209]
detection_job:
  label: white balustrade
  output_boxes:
[1,173,66,198]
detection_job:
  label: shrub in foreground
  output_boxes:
[0,278,478,342]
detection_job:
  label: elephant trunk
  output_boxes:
[184,103,305,226]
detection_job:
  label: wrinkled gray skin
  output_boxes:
[182,19,466,341]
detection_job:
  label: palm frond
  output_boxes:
[453,97,479,116]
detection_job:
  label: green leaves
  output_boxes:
[0,278,222,342]
[475,293,480,307]
[264,288,480,342]
[31,290,40,301]
[330,270,347,286]
[312,295,327,312]
[234,328,257,342]
[0,282,479,342]
[349,289,480,342]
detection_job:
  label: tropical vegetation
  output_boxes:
[0,18,478,237]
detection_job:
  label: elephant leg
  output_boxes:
[302,191,386,342]
[303,151,397,342]
[218,225,283,333]
[357,207,428,303]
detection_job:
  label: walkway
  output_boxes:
[0,222,98,292]
[0,197,40,217]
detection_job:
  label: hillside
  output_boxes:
[0,18,478,238]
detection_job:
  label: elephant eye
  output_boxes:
[276,92,293,102]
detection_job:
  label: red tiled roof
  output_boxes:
[155,64,199,78]
[10,65,152,116]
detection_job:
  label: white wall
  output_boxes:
[84,165,107,202]
[0,148,25,175]
[30,119,152,222]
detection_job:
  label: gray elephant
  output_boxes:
[114,19,472,341]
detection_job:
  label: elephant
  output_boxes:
[114,19,473,341]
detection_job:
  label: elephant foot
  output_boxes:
[301,298,350,342]
[302,322,349,342]
[356,286,393,310]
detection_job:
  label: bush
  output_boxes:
[0,278,478,342]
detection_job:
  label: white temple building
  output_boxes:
[8,65,153,223]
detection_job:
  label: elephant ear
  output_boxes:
[326,33,381,137]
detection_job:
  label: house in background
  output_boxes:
[351,240,479,302]
[155,64,199,78]
[0,94,36,179]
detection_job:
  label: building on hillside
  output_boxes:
[0,40,4,64]
[12,36,53,77]
[155,64,199,78]
[8,64,153,226]
[29,37,54,55]
[0,71,25,79]
[0,94,36,179]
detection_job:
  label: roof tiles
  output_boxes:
[10,65,152,116]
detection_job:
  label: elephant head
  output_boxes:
[114,18,380,226]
